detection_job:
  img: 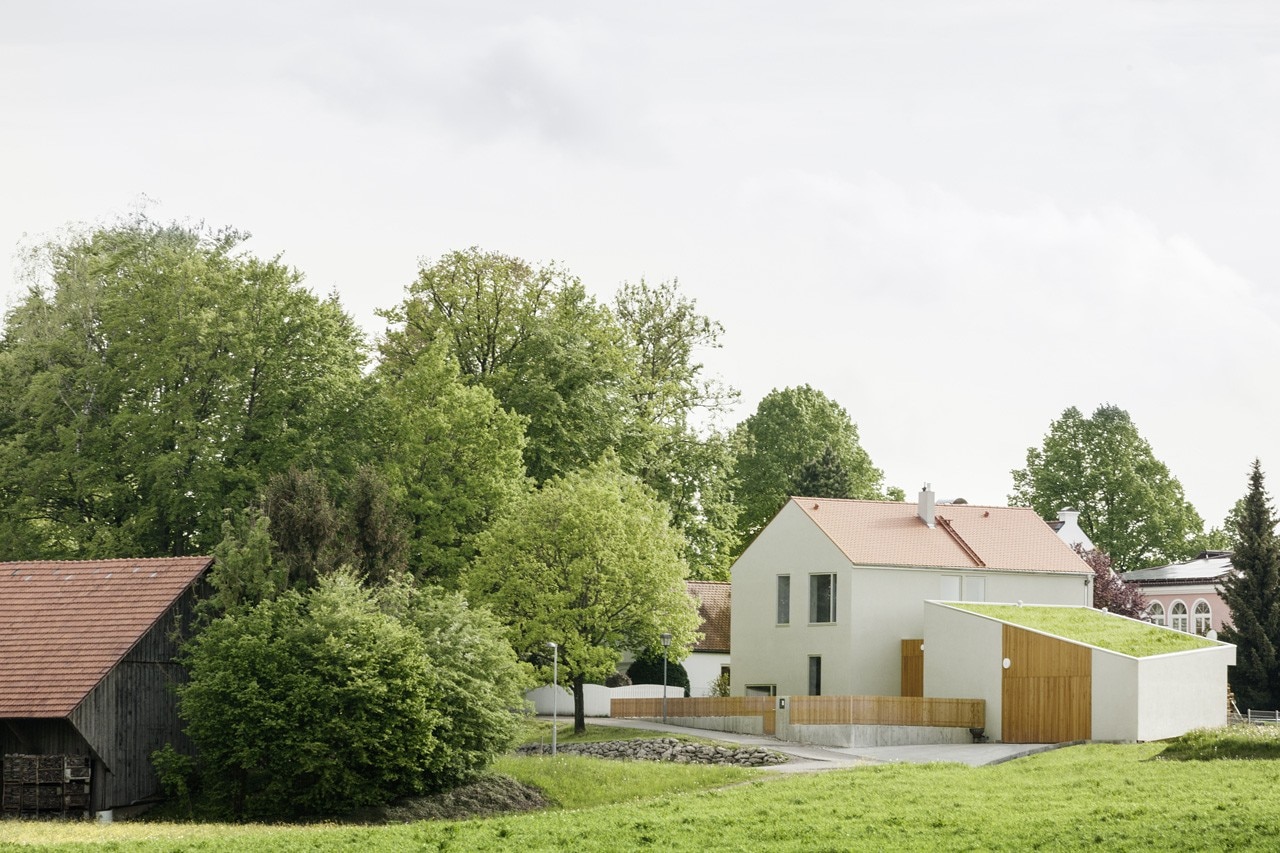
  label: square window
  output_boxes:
[810,574,836,623]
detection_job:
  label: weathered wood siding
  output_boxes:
[1001,624,1091,743]
[68,580,204,811]
[901,639,924,697]
[611,696,775,719]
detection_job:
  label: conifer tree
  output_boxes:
[1219,460,1280,711]
[789,443,854,500]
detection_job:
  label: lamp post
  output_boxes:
[660,632,672,724]
[547,641,558,756]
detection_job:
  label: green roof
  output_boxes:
[950,603,1220,657]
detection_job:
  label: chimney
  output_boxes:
[918,483,936,528]
[1058,508,1080,525]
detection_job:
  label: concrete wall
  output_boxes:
[772,704,972,747]
[922,601,1004,740]
[731,502,1089,699]
[1090,650,1139,741]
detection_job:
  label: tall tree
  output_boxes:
[467,458,700,733]
[613,278,740,578]
[1219,460,1280,712]
[379,248,630,484]
[730,385,889,543]
[0,218,368,558]
[371,341,529,586]
[1010,405,1204,572]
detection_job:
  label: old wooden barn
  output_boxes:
[0,556,212,816]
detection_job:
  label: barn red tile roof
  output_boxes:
[792,498,1090,574]
[0,556,213,718]
[687,580,730,653]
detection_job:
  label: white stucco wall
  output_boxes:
[922,601,1003,739]
[731,501,1090,699]
[526,683,666,716]
[684,651,731,697]
[1134,645,1236,741]
[1090,650,1139,741]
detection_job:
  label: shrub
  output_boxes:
[1159,725,1280,761]
[627,652,691,697]
[150,744,196,818]
[605,671,632,688]
[178,571,529,818]
[708,672,731,698]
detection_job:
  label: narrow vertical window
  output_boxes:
[777,575,790,624]
[1146,601,1165,626]
[1171,601,1189,632]
[810,574,836,623]
[808,656,822,696]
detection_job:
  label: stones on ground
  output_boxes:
[513,738,788,766]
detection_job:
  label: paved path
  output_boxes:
[550,716,1066,772]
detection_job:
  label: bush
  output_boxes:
[1159,725,1280,761]
[605,671,632,688]
[178,571,529,818]
[708,672,731,698]
[627,652,691,697]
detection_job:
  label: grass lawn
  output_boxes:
[6,739,1280,850]
[953,602,1219,656]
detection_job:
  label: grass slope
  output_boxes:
[8,742,1280,851]
[953,603,1218,656]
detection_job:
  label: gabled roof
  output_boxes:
[792,498,1089,574]
[0,557,213,718]
[687,580,730,653]
[1125,551,1235,584]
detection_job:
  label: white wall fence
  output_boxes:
[526,683,669,717]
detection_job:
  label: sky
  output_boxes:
[2,1,1279,528]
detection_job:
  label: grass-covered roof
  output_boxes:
[950,603,1220,657]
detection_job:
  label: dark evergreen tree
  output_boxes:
[626,651,691,697]
[789,443,854,499]
[1219,460,1280,711]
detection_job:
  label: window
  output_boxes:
[810,573,836,623]
[1193,600,1212,636]
[1171,601,1189,632]
[940,575,961,601]
[963,576,986,603]
[808,656,822,696]
[777,575,790,624]
[745,684,776,697]
[1145,602,1165,626]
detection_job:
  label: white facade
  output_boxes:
[731,501,1090,698]
[684,651,732,697]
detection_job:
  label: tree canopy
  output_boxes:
[730,385,889,544]
[1009,405,1204,572]
[467,458,700,732]
[0,218,368,559]
[1219,460,1280,712]
[1076,546,1146,619]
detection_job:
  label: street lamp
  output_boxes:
[547,641,558,756]
[660,632,672,724]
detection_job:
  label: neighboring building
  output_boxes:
[730,487,1092,699]
[0,557,213,815]
[1125,551,1234,635]
[685,580,730,696]
[1047,508,1095,552]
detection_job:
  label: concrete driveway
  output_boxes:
[570,716,1066,771]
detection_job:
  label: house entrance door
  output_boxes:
[1000,625,1091,743]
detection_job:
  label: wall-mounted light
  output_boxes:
[1002,658,1011,670]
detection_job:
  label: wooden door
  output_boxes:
[1001,625,1091,743]
[901,639,924,697]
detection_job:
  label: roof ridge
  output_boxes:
[935,515,986,568]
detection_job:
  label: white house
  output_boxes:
[730,487,1092,698]
[684,581,731,696]
[1048,508,1095,552]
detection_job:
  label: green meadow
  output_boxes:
[5,730,1280,851]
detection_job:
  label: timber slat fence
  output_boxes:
[611,695,983,729]
[788,695,983,728]
[612,696,775,719]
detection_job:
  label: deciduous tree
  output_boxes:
[1076,546,1146,618]
[467,459,700,733]
[1219,460,1280,712]
[730,385,889,544]
[1010,405,1204,572]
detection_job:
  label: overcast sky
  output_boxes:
[3,2,1278,528]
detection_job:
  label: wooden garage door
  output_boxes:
[1001,625,1091,743]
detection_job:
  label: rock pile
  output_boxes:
[514,737,788,767]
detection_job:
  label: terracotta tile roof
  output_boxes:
[0,556,213,718]
[793,498,1090,574]
[687,580,730,653]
